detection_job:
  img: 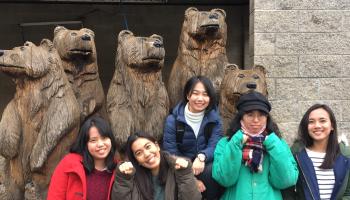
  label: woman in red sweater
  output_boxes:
[47,116,118,200]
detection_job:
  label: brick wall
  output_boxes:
[250,0,350,144]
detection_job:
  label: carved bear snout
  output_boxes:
[247,82,257,89]
[209,13,219,19]
[81,34,91,41]
[153,40,163,48]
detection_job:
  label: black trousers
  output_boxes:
[196,162,224,200]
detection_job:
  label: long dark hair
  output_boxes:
[70,116,117,174]
[298,104,339,169]
[182,75,217,111]
[126,131,169,200]
[227,111,281,140]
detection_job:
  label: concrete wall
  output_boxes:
[0,3,249,116]
[250,0,350,144]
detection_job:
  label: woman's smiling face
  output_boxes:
[308,108,333,145]
[131,138,161,175]
[187,81,210,113]
[87,126,112,163]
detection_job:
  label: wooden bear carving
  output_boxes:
[168,7,228,107]
[0,40,80,199]
[53,26,105,121]
[220,64,268,133]
[107,30,169,150]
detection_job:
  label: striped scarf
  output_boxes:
[241,121,266,173]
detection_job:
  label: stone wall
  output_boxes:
[250,0,350,144]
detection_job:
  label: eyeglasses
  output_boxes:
[244,112,267,121]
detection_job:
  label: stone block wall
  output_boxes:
[250,0,350,144]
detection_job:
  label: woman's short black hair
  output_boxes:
[182,75,217,111]
[227,111,281,140]
[125,131,169,200]
[298,104,339,169]
[70,116,117,174]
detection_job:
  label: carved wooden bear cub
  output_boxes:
[168,7,228,107]
[219,64,268,133]
[107,30,169,150]
[0,40,80,199]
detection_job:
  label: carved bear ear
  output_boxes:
[118,30,134,42]
[224,63,239,73]
[150,34,163,43]
[212,8,226,18]
[24,41,34,47]
[185,7,198,18]
[253,64,267,74]
[54,26,67,36]
[40,39,54,51]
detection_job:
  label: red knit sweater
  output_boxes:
[87,169,113,200]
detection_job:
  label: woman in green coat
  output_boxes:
[212,91,299,200]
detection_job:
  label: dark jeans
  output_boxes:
[196,162,224,200]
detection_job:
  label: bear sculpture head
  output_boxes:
[220,64,268,132]
[181,7,227,49]
[117,30,165,73]
[0,39,59,80]
[53,26,96,62]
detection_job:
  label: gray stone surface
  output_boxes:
[275,78,319,100]
[343,101,350,121]
[277,122,299,145]
[254,11,299,32]
[270,100,299,123]
[344,12,350,32]
[254,33,276,55]
[343,56,350,77]
[253,0,275,10]
[299,11,343,32]
[339,122,350,140]
[266,78,276,100]
[255,56,299,77]
[318,78,350,100]
[276,33,350,55]
[299,55,344,78]
[275,0,350,10]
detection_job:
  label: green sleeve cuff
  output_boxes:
[263,132,279,149]
[229,130,244,149]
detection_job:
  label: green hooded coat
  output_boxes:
[212,130,299,200]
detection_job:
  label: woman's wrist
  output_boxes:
[197,153,206,162]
